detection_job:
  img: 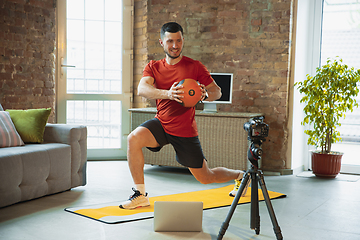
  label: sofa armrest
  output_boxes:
[44,123,87,187]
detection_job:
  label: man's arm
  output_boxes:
[201,81,222,102]
[137,76,184,103]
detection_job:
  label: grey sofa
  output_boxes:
[0,106,87,208]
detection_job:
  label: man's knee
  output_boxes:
[127,131,135,144]
[127,127,159,149]
[189,160,215,184]
[190,169,214,184]
[127,130,143,149]
[197,177,213,185]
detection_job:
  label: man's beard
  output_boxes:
[164,49,183,59]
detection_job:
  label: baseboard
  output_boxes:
[291,165,305,175]
[262,168,293,176]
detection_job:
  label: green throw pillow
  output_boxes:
[6,108,51,143]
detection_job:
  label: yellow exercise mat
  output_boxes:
[65,185,286,224]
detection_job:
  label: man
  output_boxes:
[119,22,247,209]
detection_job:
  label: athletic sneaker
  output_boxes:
[119,188,150,209]
[229,178,251,197]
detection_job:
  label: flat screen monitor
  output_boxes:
[202,73,233,113]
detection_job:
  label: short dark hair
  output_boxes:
[160,22,184,39]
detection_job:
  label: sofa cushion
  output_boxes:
[0,143,71,208]
[0,111,24,148]
[44,124,88,187]
[6,108,51,143]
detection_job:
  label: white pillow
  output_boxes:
[0,111,24,147]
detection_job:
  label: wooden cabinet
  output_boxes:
[129,108,263,170]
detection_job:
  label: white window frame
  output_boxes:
[55,0,134,160]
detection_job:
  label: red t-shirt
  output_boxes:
[142,56,213,137]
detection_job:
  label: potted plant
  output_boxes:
[295,58,360,178]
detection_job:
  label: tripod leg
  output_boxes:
[217,172,251,240]
[250,171,260,234]
[257,172,283,240]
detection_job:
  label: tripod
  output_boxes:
[217,145,283,240]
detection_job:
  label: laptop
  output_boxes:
[153,201,203,232]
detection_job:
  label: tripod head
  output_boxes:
[247,140,263,169]
[243,117,269,169]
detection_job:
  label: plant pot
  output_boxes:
[311,151,343,178]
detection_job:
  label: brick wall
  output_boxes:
[133,0,293,170]
[0,0,293,170]
[0,0,56,122]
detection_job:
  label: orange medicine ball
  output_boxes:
[176,79,202,108]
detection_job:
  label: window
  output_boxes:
[320,0,360,144]
[57,0,133,159]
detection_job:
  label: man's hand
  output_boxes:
[200,84,208,101]
[138,77,185,101]
[167,82,184,103]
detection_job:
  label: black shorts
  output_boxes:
[140,118,205,168]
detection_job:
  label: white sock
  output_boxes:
[135,184,146,195]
